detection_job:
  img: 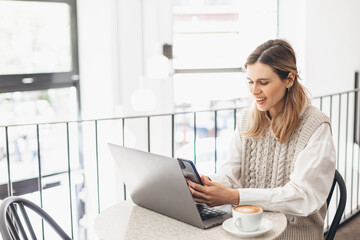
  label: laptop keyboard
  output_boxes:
[196,204,227,221]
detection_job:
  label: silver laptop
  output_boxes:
[108,143,232,229]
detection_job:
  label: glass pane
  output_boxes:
[0,1,72,75]
[173,33,243,69]
[0,87,78,183]
[175,110,235,175]
[172,0,277,69]
[173,72,250,110]
[0,87,77,126]
[174,113,195,152]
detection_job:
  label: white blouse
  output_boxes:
[210,123,336,217]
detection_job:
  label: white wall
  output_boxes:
[305,0,360,96]
[77,0,120,120]
[78,0,173,120]
[278,0,307,82]
[279,0,360,97]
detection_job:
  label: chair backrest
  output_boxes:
[325,169,347,240]
[0,196,71,240]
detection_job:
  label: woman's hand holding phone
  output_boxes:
[187,176,239,207]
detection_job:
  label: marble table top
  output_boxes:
[94,201,287,240]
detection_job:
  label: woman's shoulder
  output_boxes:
[235,107,252,133]
[302,105,330,124]
[296,105,332,140]
[293,105,332,153]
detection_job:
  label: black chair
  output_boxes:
[325,169,347,240]
[0,196,71,240]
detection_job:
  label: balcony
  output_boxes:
[0,87,359,239]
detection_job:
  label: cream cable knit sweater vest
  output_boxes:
[238,106,330,240]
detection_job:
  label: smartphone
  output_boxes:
[177,158,204,185]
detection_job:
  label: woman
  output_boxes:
[187,39,336,239]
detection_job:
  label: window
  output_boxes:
[0,0,79,93]
[172,0,278,169]
[0,0,84,239]
[172,0,278,109]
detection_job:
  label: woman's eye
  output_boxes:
[261,82,269,85]
[247,81,253,85]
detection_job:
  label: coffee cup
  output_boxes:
[232,205,263,232]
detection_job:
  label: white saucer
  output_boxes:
[222,218,273,238]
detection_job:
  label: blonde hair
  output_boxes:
[243,39,310,143]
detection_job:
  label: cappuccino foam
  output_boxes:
[234,205,262,214]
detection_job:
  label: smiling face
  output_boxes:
[247,62,293,118]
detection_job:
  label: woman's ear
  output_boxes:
[287,73,295,88]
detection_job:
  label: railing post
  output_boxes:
[327,96,333,228]
[5,127,12,197]
[36,124,45,240]
[171,115,175,158]
[147,117,151,152]
[354,74,359,211]
[122,118,126,201]
[193,113,197,165]
[66,123,74,239]
[336,94,342,209]
[214,111,218,173]
[358,138,360,210]
[330,95,333,122]
[320,97,323,111]
[95,120,100,213]
[233,109,237,130]
[344,94,349,184]
[122,118,125,147]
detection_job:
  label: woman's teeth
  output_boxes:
[256,97,267,101]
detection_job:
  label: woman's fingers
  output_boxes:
[187,180,206,192]
[193,197,208,204]
[201,175,212,183]
[193,197,216,207]
[188,183,209,200]
[201,176,218,188]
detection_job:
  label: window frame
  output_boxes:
[0,0,80,95]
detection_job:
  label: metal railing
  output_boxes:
[312,87,360,231]
[0,88,359,239]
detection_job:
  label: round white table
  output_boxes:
[94,201,287,240]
